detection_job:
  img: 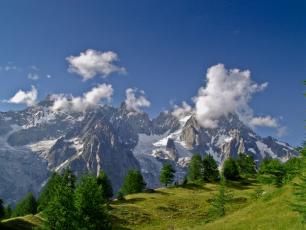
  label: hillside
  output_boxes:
[2,180,304,230]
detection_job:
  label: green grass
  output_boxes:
[1,180,305,230]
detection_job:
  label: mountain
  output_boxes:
[0,99,298,204]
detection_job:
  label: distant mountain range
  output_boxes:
[0,97,298,204]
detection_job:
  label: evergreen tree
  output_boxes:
[43,172,77,230]
[222,158,240,180]
[291,150,306,222]
[202,154,219,182]
[0,198,4,219]
[13,192,37,217]
[120,170,146,195]
[97,170,113,201]
[210,177,232,217]
[38,172,62,211]
[258,158,286,186]
[75,174,111,229]
[187,154,203,183]
[62,168,76,190]
[159,163,175,187]
[237,153,256,176]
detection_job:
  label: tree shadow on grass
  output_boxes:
[112,197,146,205]
[1,219,36,230]
[226,178,257,190]
[179,183,214,191]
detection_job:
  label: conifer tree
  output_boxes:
[202,154,219,182]
[13,192,37,217]
[160,163,175,187]
[223,158,240,180]
[120,170,146,195]
[237,153,256,176]
[97,170,113,201]
[187,154,203,183]
[0,198,4,219]
[75,174,111,229]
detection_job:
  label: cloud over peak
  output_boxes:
[8,85,38,106]
[125,88,151,112]
[66,49,126,81]
[51,84,113,112]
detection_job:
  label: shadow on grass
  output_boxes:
[112,197,146,205]
[178,183,214,191]
[1,219,36,230]
[226,178,257,190]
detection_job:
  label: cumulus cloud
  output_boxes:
[125,88,151,112]
[193,64,268,128]
[172,101,192,118]
[66,49,126,81]
[27,73,39,81]
[8,85,38,106]
[51,84,113,112]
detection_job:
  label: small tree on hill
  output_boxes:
[210,177,232,217]
[202,154,219,182]
[187,154,203,183]
[120,170,146,195]
[258,158,286,186]
[237,153,256,176]
[160,163,175,187]
[97,170,113,202]
[75,174,111,229]
[13,192,37,217]
[222,158,240,180]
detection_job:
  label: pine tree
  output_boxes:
[258,158,286,186]
[291,150,306,222]
[210,177,232,217]
[75,174,111,229]
[237,153,256,176]
[43,172,77,230]
[222,158,240,180]
[38,172,62,211]
[187,154,203,183]
[13,192,37,217]
[120,170,146,195]
[97,170,113,201]
[159,163,175,187]
[202,154,219,182]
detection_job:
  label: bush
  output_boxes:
[222,158,240,180]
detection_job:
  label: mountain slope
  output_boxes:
[0,99,298,203]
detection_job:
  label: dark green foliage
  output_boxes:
[0,198,5,219]
[284,157,303,182]
[258,159,286,186]
[43,172,77,230]
[222,158,240,180]
[202,154,219,182]
[292,170,306,222]
[237,153,256,176]
[116,191,125,201]
[187,154,203,183]
[13,192,37,217]
[120,170,146,195]
[38,172,62,211]
[97,170,113,201]
[62,168,76,190]
[4,205,12,219]
[159,163,175,187]
[75,174,111,230]
[210,178,232,217]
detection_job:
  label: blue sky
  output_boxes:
[0,0,305,146]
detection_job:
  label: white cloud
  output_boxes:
[172,101,192,118]
[8,85,38,106]
[27,73,39,81]
[249,116,278,128]
[193,64,268,128]
[125,88,151,112]
[0,65,17,71]
[51,84,113,112]
[276,126,287,137]
[46,74,52,79]
[66,49,126,81]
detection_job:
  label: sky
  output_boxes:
[0,0,305,146]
